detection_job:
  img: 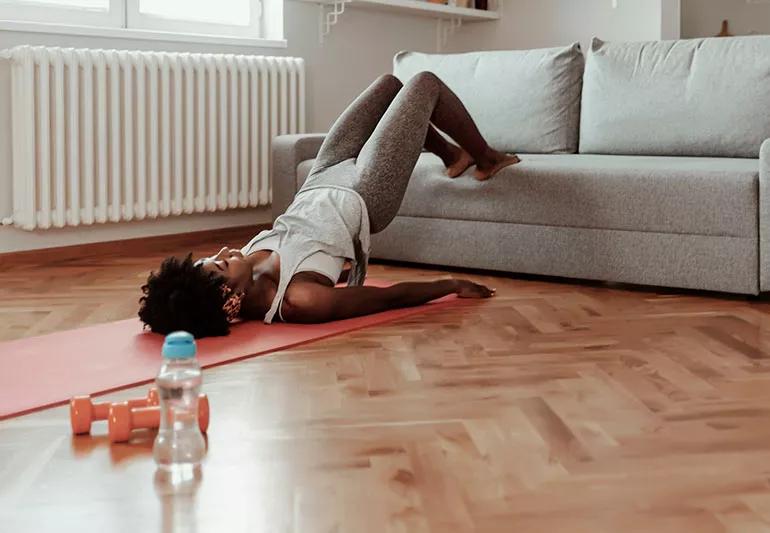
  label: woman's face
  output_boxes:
[197,247,252,292]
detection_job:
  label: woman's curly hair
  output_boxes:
[138,253,230,338]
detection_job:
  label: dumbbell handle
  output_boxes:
[108,394,209,443]
[70,388,159,435]
[91,391,159,419]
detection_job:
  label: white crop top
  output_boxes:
[244,233,345,285]
[241,184,371,325]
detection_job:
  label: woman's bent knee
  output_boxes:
[374,73,403,91]
[408,71,441,90]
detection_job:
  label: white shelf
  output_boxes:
[297,0,500,22]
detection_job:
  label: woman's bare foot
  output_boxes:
[473,150,521,181]
[447,148,474,178]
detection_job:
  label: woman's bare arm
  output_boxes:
[282,279,494,323]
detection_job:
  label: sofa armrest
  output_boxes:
[760,139,770,291]
[271,133,326,221]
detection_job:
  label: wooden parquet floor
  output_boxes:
[3,228,770,532]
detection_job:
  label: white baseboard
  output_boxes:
[0,207,271,254]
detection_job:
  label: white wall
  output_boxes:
[661,0,682,40]
[0,0,672,254]
[682,0,770,38]
[448,0,669,53]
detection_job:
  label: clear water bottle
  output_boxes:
[153,331,206,475]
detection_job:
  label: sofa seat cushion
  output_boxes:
[296,153,758,238]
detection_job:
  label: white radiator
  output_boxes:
[5,45,305,230]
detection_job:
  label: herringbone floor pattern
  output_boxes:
[2,229,770,532]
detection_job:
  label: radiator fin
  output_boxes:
[7,45,305,230]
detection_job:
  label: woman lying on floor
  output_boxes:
[138,72,520,338]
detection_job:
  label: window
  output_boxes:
[127,0,262,38]
[0,0,268,39]
[0,0,123,27]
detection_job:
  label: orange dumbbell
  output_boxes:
[70,389,160,435]
[108,394,210,443]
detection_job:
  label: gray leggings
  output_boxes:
[302,72,490,234]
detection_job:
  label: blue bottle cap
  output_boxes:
[162,331,197,359]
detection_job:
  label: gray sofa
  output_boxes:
[272,36,770,295]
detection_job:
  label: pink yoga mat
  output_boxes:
[0,280,460,419]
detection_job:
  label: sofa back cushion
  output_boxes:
[393,45,584,154]
[580,36,770,158]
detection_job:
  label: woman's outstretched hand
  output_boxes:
[280,278,496,324]
[453,279,496,299]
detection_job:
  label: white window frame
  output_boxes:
[0,0,123,27]
[0,0,283,45]
[126,0,263,39]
